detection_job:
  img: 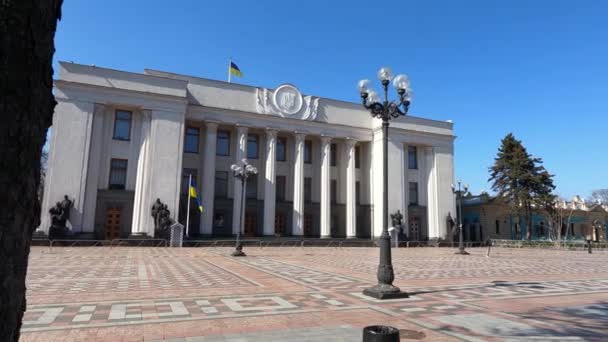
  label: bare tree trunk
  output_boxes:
[0,1,62,341]
[525,203,532,241]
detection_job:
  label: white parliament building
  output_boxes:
[39,62,456,240]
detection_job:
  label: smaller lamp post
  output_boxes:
[230,159,258,257]
[452,181,469,255]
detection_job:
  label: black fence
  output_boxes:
[30,237,607,251]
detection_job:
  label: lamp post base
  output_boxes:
[455,250,469,255]
[363,284,409,300]
[231,250,246,257]
[231,243,246,257]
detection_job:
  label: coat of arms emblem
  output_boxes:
[272,84,303,115]
[255,83,319,121]
[279,92,296,110]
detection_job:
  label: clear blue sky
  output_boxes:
[52,0,607,199]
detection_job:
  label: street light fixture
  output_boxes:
[230,159,258,257]
[451,181,469,255]
[358,67,411,299]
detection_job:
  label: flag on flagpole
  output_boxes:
[189,178,203,212]
[229,61,243,78]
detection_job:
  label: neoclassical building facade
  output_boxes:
[40,62,456,240]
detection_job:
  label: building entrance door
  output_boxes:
[105,207,122,240]
[244,212,257,237]
[409,217,420,241]
[274,213,285,236]
[304,213,313,237]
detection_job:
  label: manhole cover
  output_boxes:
[399,329,425,340]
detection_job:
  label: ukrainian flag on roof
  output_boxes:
[229,61,243,78]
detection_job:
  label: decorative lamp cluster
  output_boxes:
[357,67,412,119]
[231,159,258,177]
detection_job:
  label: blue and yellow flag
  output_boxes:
[189,178,203,212]
[229,61,243,78]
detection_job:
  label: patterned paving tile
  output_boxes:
[21,291,363,332]
[20,246,608,341]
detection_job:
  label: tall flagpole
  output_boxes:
[186,174,192,238]
[228,57,232,83]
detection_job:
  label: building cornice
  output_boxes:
[54,80,188,113]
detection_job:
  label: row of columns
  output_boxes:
[198,123,359,237]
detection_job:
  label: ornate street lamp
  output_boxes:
[230,159,258,257]
[358,67,411,299]
[452,181,469,255]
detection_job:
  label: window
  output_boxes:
[247,134,259,159]
[408,146,418,169]
[216,130,230,156]
[113,110,132,141]
[184,127,199,153]
[304,177,312,202]
[330,144,337,166]
[355,146,361,169]
[304,140,312,164]
[495,220,500,234]
[409,182,419,206]
[331,180,337,203]
[181,168,198,195]
[356,181,361,204]
[276,137,287,161]
[246,174,257,199]
[109,159,128,190]
[214,171,228,198]
[276,176,286,201]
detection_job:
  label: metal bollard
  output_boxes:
[587,240,592,254]
[362,325,400,342]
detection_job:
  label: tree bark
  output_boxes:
[0,1,62,341]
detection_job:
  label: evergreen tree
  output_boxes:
[489,133,555,240]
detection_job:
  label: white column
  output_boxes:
[263,129,277,236]
[320,136,332,238]
[433,145,456,240]
[81,104,105,233]
[345,139,357,238]
[232,125,248,235]
[131,110,152,236]
[39,100,95,234]
[292,133,306,236]
[200,122,218,235]
[132,109,185,236]
[425,146,439,239]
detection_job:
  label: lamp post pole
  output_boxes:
[231,159,258,257]
[452,181,469,255]
[358,67,411,299]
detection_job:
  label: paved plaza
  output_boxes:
[21,246,608,341]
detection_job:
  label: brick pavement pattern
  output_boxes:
[21,246,608,341]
